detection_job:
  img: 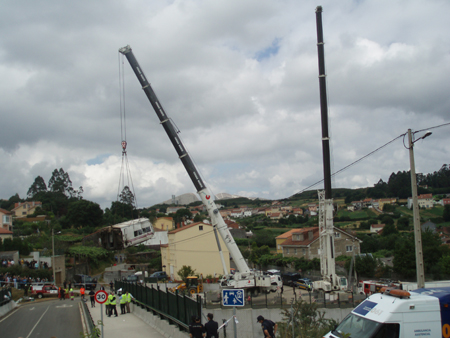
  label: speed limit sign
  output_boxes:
[95,290,108,304]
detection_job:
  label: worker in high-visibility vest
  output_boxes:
[125,290,134,313]
[105,292,111,316]
[70,288,74,301]
[108,292,118,317]
[119,289,127,314]
[80,286,86,301]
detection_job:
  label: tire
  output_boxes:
[37,293,43,299]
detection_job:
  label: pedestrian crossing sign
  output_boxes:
[222,289,245,307]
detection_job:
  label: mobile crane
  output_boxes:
[118,45,276,295]
[312,6,347,294]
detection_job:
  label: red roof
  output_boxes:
[280,227,319,247]
[0,228,13,234]
[168,222,211,234]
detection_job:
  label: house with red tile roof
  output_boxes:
[0,208,13,231]
[12,201,42,217]
[277,227,361,260]
[370,224,385,234]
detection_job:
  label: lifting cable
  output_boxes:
[117,52,139,217]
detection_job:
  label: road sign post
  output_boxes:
[95,290,108,338]
[222,289,244,338]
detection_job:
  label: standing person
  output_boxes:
[125,290,134,313]
[108,292,118,317]
[205,313,219,338]
[109,280,114,293]
[189,316,204,338]
[257,315,277,338]
[70,287,74,301]
[89,289,96,308]
[63,280,67,289]
[60,287,66,301]
[80,286,85,301]
[119,290,127,315]
[105,292,111,316]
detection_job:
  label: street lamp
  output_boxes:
[408,129,431,289]
[52,229,61,285]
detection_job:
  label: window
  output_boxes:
[22,212,27,215]
[302,249,306,255]
[294,249,297,255]
[199,225,203,231]
[286,248,289,254]
[346,245,353,252]
[335,232,341,238]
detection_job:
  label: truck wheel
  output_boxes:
[37,293,43,299]
[190,289,196,295]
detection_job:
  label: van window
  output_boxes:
[372,323,399,338]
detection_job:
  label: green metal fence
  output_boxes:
[0,287,11,307]
[115,281,201,331]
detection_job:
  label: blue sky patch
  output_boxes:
[254,38,281,61]
[87,154,111,166]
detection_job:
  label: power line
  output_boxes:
[291,120,450,198]
[290,133,405,197]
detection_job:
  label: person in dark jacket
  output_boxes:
[204,313,219,338]
[189,316,204,338]
[257,315,277,338]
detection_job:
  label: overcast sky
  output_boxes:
[1,0,449,210]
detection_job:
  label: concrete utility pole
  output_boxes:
[408,128,431,289]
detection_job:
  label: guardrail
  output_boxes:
[115,281,201,331]
[81,298,99,337]
[0,287,12,307]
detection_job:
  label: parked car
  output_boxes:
[30,283,58,299]
[149,271,168,281]
[281,272,302,286]
[73,274,97,290]
[293,278,313,291]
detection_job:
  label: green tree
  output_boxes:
[397,217,410,230]
[48,168,73,196]
[444,205,450,222]
[354,254,378,278]
[381,222,398,237]
[66,199,104,229]
[27,176,47,198]
[177,265,196,283]
[119,186,135,205]
[277,300,338,338]
[393,236,416,279]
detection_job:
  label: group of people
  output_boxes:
[1,258,48,269]
[189,313,219,338]
[104,289,134,317]
[189,314,277,338]
[58,286,75,300]
[0,273,52,290]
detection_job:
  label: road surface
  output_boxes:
[0,298,84,338]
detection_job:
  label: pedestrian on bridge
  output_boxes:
[108,292,118,317]
[257,315,277,338]
[205,313,219,338]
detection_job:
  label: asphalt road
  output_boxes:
[0,298,84,338]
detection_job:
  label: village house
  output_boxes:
[0,208,13,231]
[278,227,361,260]
[407,193,433,209]
[11,201,42,217]
[161,222,230,280]
[370,224,385,234]
[153,217,175,231]
[292,208,304,215]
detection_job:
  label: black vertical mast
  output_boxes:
[315,6,332,199]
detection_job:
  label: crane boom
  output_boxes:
[118,45,250,275]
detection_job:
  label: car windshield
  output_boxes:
[333,313,381,338]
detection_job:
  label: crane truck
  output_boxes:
[118,45,279,295]
[324,287,450,338]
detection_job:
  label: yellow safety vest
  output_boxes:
[126,293,132,302]
[108,294,116,305]
[120,295,127,304]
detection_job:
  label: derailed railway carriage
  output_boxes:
[97,218,154,250]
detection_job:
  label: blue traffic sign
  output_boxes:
[222,289,245,307]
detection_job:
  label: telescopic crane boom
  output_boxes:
[118,45,250,276]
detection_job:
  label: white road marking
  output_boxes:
[25,305,50,338]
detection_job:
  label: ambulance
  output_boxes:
[324,287,450,338]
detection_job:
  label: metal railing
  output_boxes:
[81,298,99,337]
[0,287,12,307]
[115,281,201,331]
[203,289,367,309]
